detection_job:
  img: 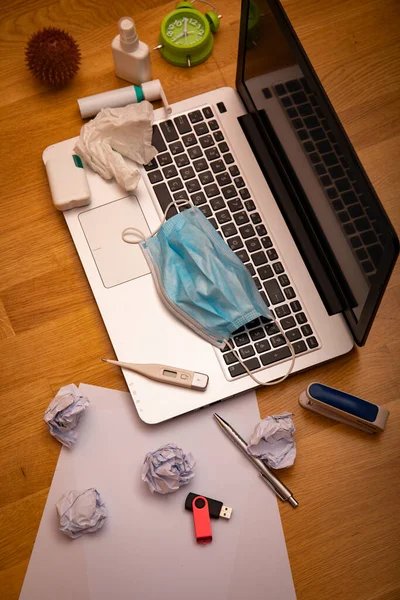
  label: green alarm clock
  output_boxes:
[156,0,220,68]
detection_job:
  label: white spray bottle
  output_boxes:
[112,16,152,85]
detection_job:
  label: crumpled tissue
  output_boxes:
[247,412,296,469]
[74,101,157,191]
[44,383,89,448]
[56,488,108,539]
[142,443,196,494]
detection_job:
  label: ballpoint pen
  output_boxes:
[213,413,299,508]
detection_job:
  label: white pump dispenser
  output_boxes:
[112,17,152,85]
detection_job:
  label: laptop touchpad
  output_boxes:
[79,196,151,288]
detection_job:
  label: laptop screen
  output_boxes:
[236,0,398,345]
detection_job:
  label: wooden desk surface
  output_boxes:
[0,0,399,598]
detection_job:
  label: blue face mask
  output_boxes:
[123,205,273,348]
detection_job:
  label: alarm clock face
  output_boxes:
[164,11,209,48]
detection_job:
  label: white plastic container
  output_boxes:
[112,16,152,85]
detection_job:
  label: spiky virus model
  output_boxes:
[25,27,81,87]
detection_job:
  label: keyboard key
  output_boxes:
[234,211,249,226]
[229,165,240,177]
[245,202,256,214]
[188,145,203,159]
[275,304,290,317]
[174,190,189,201]
[281,316,296,330]
[228,363,246,378]
[261,236,273,249]
[306,336,319,349]
[293,340,307,354]
[223,352,238,365]
[205,147,220,161]
[236,249,249,263]
[229,358,260,377]
[216,209,231,224]
[182,133,197,147]
[267,248,278,261]
[199,205,212,218]
[301,324,313,337]
[204,183,219,198]
[257,264,273,280]
[290,300,302,312]
[253,251,268,266]
[144,158,157,171]
[246,238,261,252]
[208,119,219,130]
[328,165,345,180]
[222,185,237,199]
[286,328,301,342]
[193,158,208,172]
[210,196,226,211]
[152,125,167,152]
[216,172,232,186]
[270,334,286,348]
[153,182,175,217]
[234,332,250,347]
[218,141,229,153]
[168,178,183,192]
[278,273,290,286]
[298,103,314,117]
[295,312,307,325]
[227,236,243,251]
[214,130,224,142]
[169,141,184,155]
[186,179,200,193]
[255,339,271,353]
[246,263,256,276]
[203,107,214,119]
[189,110,203,123]
[157,153,172,167]
[273,262,284,275]
[282,96,293,107]
[286,79,302,92]
[160,120,179,142]
[191,191,206,206]
[200,134,214,148]
[234,176,245,188]
[256,224,267,236]
[148,170,163,184]
[175,153,190,168]
[223,152,234,164]
[264,279,284,304]
[228,198,244,212]
[322,152,339,167]
[239,345,255,359]
[163,165,178,179]
[240,188,251,200]
[222,222,237,237]
[284,287,296,299]
[260,345,291,366]
[266,322,279,335]
[274,83,286,95]
[251,213,262,225]
[310,128,326,142]
[304,115,319,129]
[250,328,265,341]
[174,114,192,134]
[292,118,303,130]
[291,91,308,104]
[211,159,225,173]
[199,171,214,185]
[194,122,209,136]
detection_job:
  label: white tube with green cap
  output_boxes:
[77,79,171,119]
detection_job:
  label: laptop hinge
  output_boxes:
[238,111,355,316]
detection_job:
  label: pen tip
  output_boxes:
[101,358,108,363]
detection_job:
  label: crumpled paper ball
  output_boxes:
[142,443,196,494]
[247,412,296,469]
[44,383,89,448]
[56,488,108,539]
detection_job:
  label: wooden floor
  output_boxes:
[0,0,399,598]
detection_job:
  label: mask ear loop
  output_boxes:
[122,199,195,244]
[223,317,296,386]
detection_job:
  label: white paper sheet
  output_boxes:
[20,384,296,600]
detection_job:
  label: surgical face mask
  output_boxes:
[123,201,295,386]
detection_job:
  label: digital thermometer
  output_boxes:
[102,358,209,390]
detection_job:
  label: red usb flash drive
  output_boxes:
[192,496,212,544]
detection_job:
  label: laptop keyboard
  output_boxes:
[270,77,384,281]
[144,105,320,379]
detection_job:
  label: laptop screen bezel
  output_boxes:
[235,0,399,345]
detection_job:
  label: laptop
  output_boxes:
[43,0,398,424]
